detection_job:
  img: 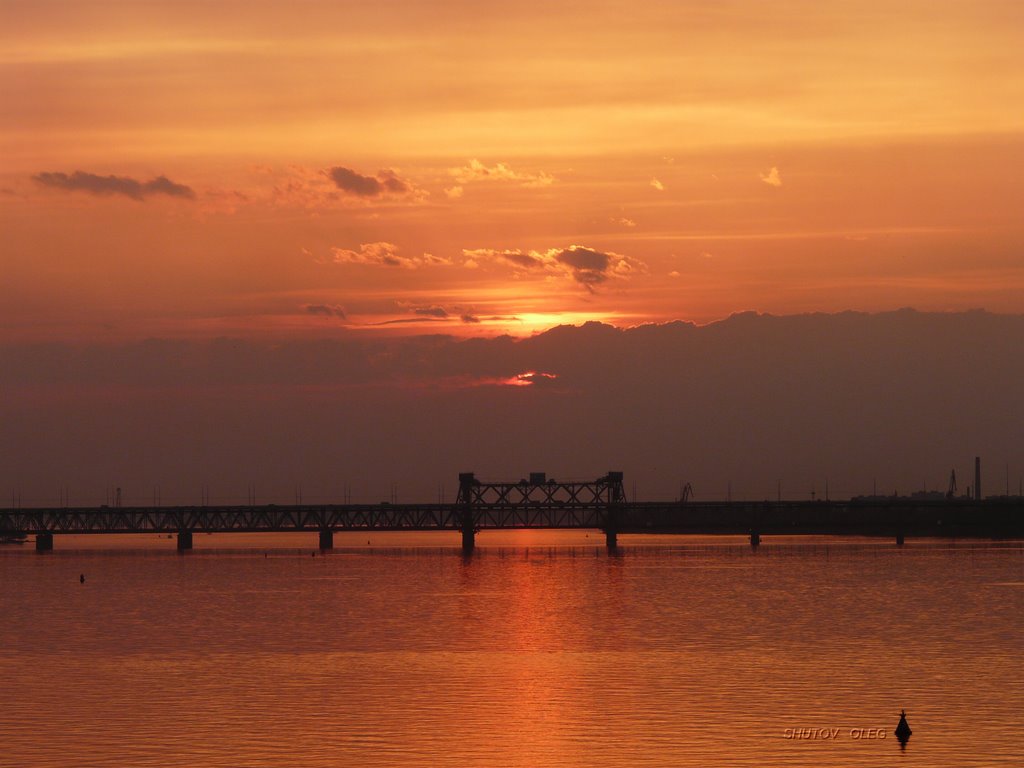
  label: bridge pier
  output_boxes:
[319,529,334,550]
[461,525,475,553]
[458,472,476,554]
[177,530,193,551]
[36,533,53,552]
[750,503,765,547]
[604,528,618,549]
[896,531,905,546]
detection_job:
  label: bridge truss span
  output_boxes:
[5,471,1016,553]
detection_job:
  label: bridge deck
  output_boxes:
[2,498,1022,536]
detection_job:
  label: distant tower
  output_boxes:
[975,457,982,501]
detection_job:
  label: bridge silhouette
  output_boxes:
[2,471,1022,552]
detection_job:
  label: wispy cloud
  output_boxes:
[760,166,782,187]
[650,178,665,191]
[369,317,449,326]
[32,171,195,200]
[304,304,347,319]
[330,242,453,269]
[450,159,554,187]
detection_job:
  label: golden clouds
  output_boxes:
[326,241,645,291]
[449,160,554,187]
[329,243,453,269]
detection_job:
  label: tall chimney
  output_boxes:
[975,456,982,501]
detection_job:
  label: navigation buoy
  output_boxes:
[895,710,912,741]
[79,573,85,584]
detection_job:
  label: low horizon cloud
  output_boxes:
[3,309,1019,505]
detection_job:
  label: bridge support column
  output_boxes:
[177,530,193,551]
[750,504,764,547]
[36,533,53,551]
[605,528,618,549]
[896,531,905,546]
[319,529,333,550]
[461,524,475,553]
[458,472,476,554]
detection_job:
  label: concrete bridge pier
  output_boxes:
[36,532,53,551]
[319,529,334,550]
[177,530,193,551]
[457,472,476,554]
[750,503,765,547]
[896,531,905,546]
[604,527,618,549]
[461,524,475,553]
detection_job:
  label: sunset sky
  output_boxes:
[4,1,1024,504]
[4,0,1024,341]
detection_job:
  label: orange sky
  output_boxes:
[3,0,1024,340]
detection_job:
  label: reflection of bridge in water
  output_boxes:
[2,472,1022,552]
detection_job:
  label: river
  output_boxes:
[1,532,1021,766]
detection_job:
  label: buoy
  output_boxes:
[79,574,85,584]
[895,709,912,741]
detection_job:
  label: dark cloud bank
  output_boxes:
[3,310,1022,505]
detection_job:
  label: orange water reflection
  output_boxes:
[1,536,1022,766]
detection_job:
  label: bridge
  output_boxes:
[2,471,1022,552]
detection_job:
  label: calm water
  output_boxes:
[1,532,1022,767]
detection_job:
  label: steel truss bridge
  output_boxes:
[2,471,1022,551]
[1,472,626,551]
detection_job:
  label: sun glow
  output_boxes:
[480,313,625,337]
[504,371,558,387]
